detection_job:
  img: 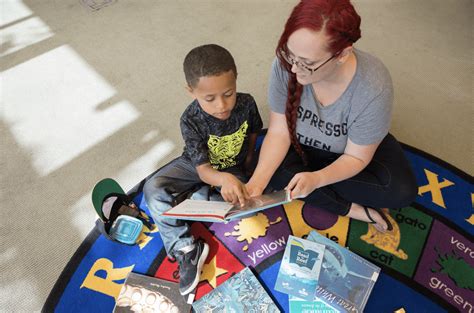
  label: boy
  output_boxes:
[143,44,263,295]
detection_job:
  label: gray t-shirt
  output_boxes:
[268,49,393,153]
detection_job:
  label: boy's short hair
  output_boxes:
[183,44,237,88]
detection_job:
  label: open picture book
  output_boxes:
[161,190,292,223]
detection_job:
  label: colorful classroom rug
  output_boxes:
[43,142,473,313]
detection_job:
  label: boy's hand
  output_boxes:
[220,173,250,207]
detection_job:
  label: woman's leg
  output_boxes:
[331,134,417,207]
[331,134,417,231]
[270,148,354,216]
[270,134,417,231]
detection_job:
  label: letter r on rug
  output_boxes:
[81,258,134,299]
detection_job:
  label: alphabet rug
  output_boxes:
[43,143,473,313]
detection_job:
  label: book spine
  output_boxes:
[359,280,375,311]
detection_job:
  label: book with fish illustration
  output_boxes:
[113,272,190,313]
[307,230,381,313]
[274,235,325,301]
[161,190,291,223]
[192,267,280,312]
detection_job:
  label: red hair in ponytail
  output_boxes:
[275,0,361,163]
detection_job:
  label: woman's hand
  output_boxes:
[245,179,265,197]
[286,172,321,199]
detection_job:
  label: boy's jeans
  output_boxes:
[143,156,246,257]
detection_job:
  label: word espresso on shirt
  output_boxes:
[298,106,348,137]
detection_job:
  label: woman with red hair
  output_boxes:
[247,0,417,232]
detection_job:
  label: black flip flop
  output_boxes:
[363,206,393,231]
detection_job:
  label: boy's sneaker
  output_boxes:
[176,240,209,295]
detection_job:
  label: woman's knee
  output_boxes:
[397,174,418,206]
[389,170,418,207]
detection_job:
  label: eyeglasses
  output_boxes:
[280,48,340,74]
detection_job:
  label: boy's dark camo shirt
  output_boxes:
[180,93,263,170]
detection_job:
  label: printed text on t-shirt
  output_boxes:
[297,106,348,137]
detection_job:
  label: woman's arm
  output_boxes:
[320,138,379,185]
[287,138,380,198]
[246,111,291,196]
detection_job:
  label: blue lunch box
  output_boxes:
[109,215,143,245]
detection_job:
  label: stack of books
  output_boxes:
[276,231,381,313]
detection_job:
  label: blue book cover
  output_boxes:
[274,235,325,301]
[289,295,339,313]
[307,230,380,313]
[192,267,280,312]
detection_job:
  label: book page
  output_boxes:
[226,190,290,218]
[163,199,233,218]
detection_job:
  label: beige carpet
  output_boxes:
[1,0,472,312]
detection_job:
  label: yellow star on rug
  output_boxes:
[199,255,228,288]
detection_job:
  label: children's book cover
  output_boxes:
[289,295,339,313]
[113,272,191,313]
[274,235,325,301]
[307,230,380,313]
[192,267,280,313]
